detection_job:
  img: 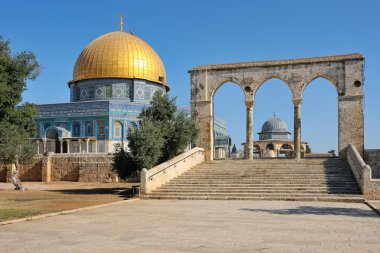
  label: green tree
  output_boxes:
[0,36,40,191]
[113,90,198,179]
[128,116,165,169]
[112,143,137,179]
[142,90,198,162]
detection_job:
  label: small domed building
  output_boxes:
[253,115,308,158]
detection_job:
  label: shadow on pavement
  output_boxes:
[47,187,136,199]
[240,205,379,218]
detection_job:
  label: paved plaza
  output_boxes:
[0,200,379,253]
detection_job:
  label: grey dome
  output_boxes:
[261,116,289,133]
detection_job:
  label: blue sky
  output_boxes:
[1,0,379,152]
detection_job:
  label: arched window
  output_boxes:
[86,122,93,136]
[73,122,80,137]
[114,121,122,138]
[98,120,105,139]
[266,143,274,150]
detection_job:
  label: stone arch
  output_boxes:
[46,128,58,139]
[302,75,339,96]
[266,143,274,150]
[211,79,247,101]
[45,126,70,153]
[281,144,293,150]
[254,144,261,150]
[253,76,294,99]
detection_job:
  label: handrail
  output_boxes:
[141,147,205,194]
[147,148,204,180]
[347,144,365,179]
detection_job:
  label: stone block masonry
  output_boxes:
[1,153,117,183]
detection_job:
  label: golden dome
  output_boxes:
[71,31,168,90]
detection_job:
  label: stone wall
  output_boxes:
[79,162,117,182]
[0,157,44,182]
[365,149,380,178]
[50,154,114,182]
[19,157,43,181]
[0,165,7,182]
[1,154,117,183]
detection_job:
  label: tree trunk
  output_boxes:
[11,159,26,191]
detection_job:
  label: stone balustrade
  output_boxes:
[141,147,204,194]
[347,144,380,199]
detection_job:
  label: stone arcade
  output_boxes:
[190,54,364,161]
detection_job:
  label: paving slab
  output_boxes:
[0,200,379,253]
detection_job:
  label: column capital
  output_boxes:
[245,100,255,108]
[292,98,302,106]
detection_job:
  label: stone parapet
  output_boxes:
[141,147,204,194]
[347,144,380,200]
[191,53,364,72]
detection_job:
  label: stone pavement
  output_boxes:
[0,200,379,253]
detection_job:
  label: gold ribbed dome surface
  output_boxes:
[72,31,168,89]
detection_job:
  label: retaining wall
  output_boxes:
[1,153,117,183]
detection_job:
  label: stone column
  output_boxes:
[338,95,364,159]
[67,140,71,154]
[42,152,53,182]
[245,100,255,160]
[191,100,213,161]
[95,140,98,153]
[292,98,302,159]
[43,138,47,153]
[78,139,82,153]
[36,140,40,155]
[86,139,89,153]
[59,139,63,154]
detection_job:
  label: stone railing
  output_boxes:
[141,147,204,194]
[347,144,380,199]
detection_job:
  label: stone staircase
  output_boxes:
[142,158,364,202]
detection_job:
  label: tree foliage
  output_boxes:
[0,36,40,190]
[113,90,198,179]
[128,116,165,169]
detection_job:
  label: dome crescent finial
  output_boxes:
[119,15,123,32]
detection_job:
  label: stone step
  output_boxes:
[142,195,365,203]
[159,184,356,189]
[177,174,356,178]
[189,169,351,173]
[197,164,348,168]
[164,183,359,187]
[171,178,356,182]
[145,192,363,198]
[142,158,362,202]
[153,189,360,194]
